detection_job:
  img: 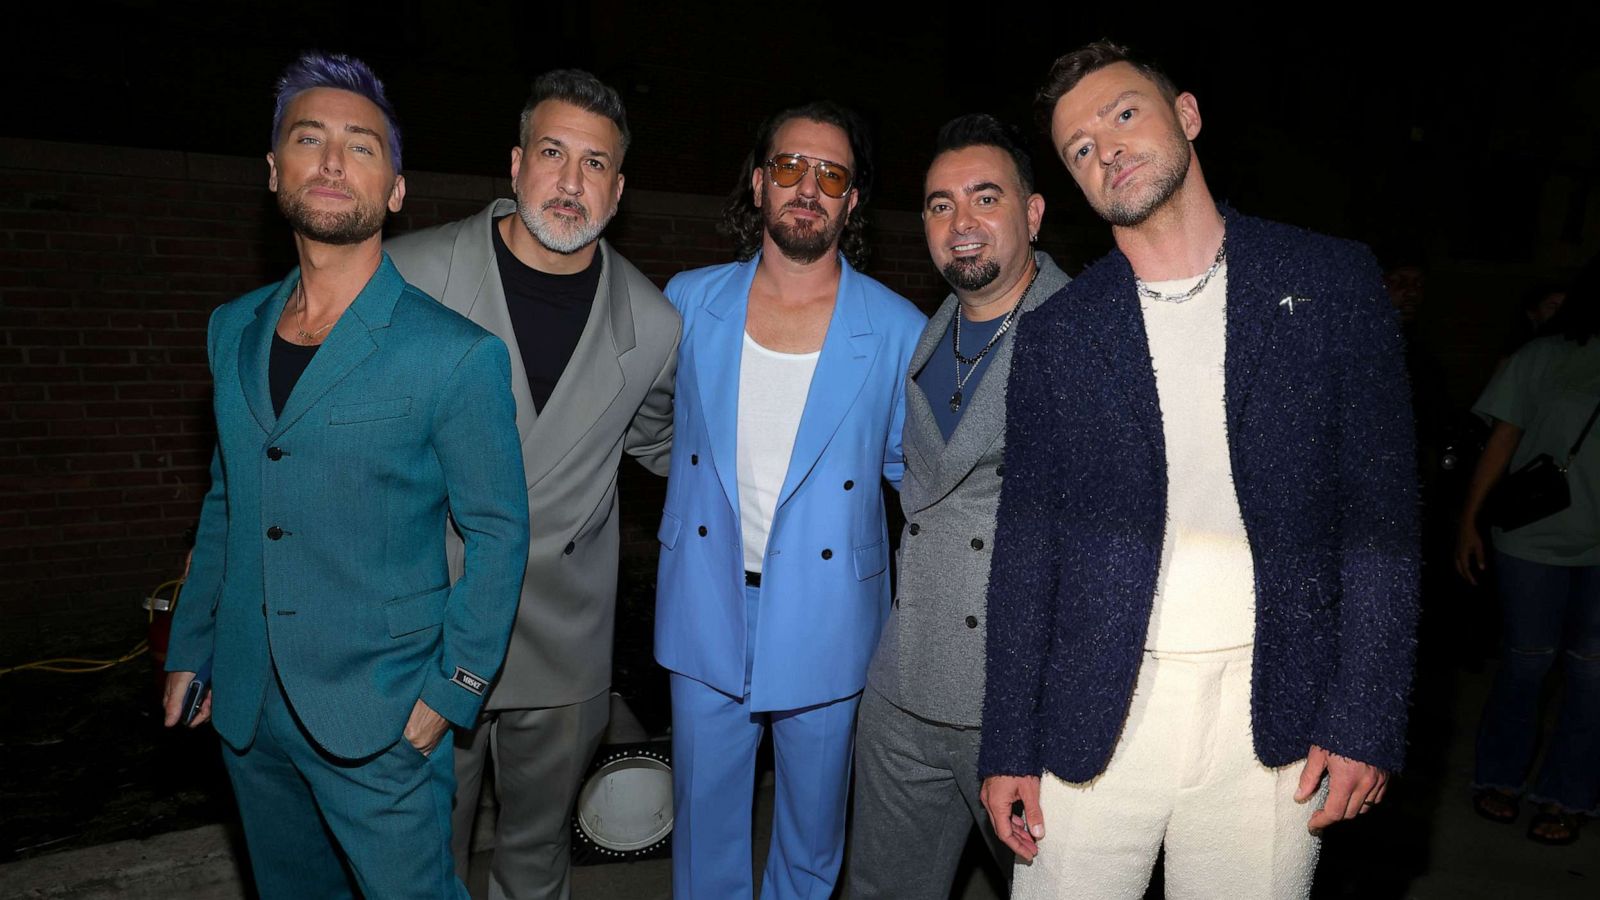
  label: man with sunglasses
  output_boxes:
[385,70,679,900]
[849,113,1070,899]
[653,101,926,899]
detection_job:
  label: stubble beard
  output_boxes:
[764,198,845,265]
[278,182,389,246]
[1097,132,1192,228]
[518,196,615,255]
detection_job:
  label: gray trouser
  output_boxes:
[451,691,610,900]
[847,687,1009,899]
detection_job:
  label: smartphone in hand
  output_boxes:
[180,658,213,726]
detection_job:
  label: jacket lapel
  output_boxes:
[903,297,958,492]
[521,240,630,487]
[442,200,540,447]
[1221,215,1280,435]
[236,276,294,435]
[693,258,754,514]
[269,255,403,439]
[912,253,1071,511]
[1075,253,1163,452]
[775,261,879,510]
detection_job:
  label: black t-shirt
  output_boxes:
[269,332,320,417]
[491,216,602,413]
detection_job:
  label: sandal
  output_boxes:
[1472,788,1520,825]
[1527,806,1584,846]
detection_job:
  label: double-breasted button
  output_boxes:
[996,465,1006,477]
[690,454,699,465]
[965,615,978,629]
[908,523,921,536]
[820,548,833,560]
[563,541,576,555]
[266,526,284,540]
[697,525,708,537]
[843,480,854,490]
[266,446,284,461]
[971,538,985,550]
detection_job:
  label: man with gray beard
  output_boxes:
[385,69,679,900]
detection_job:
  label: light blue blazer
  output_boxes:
[166,255,530,760]
[653,254,926,712]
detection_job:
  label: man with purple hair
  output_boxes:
[162,52,529,899]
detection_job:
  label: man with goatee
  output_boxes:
[653,101,926,899]
[850,113,1069,899]
[163,52,528,900]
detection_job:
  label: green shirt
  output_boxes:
[1474,335,1600,565]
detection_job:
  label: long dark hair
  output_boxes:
[719,100,873,271]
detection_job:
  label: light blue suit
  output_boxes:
[167,255,529,899]
[654,253,925,899]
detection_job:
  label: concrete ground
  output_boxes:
[0,664,1592,899]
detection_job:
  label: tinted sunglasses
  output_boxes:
[765,153,854,198]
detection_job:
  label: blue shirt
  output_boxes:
[915,310,1012,441]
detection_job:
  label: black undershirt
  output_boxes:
[269,333,320,417]
[491,216,602,413]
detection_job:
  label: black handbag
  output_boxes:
[1488,393,1600,531]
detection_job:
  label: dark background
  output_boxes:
[2,0,1599,880]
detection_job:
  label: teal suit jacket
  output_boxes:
[653,254,926,711]
[167,255,530,760]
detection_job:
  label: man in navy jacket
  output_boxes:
[978,42,1420,898]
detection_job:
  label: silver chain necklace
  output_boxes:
[949,264,1040,413]
[1134,228,1228,304]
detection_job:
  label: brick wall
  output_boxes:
[0,138,1092,657]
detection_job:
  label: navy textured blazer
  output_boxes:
[979,213,1420,782]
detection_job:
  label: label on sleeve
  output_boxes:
[451,667,488,696]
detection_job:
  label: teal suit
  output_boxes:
[167,255,529,899]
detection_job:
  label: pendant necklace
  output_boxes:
[949,264,1040,413]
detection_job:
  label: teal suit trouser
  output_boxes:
[222,674,467,900]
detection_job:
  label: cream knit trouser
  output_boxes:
[1013,645,1325,900]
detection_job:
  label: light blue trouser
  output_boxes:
[669,584,861,899]
[221,675,467,900]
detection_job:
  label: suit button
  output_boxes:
[821,548,833,560]
[843,480,854,490]
[996,465,1006,477]
[908,523,920,536]
[266,446,283,461]
[971,538,984,550]
[966,615,978,629]
[698,525,708,537]
[564,541,576,555]
[266,526,284,540]
[691,454,699,465]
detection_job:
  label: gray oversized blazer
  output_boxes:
[865,251,1068,727]
[386,199,680,710]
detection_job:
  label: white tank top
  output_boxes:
[736,331,819,572]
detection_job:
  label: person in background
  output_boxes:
[1456,255,1600,847]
